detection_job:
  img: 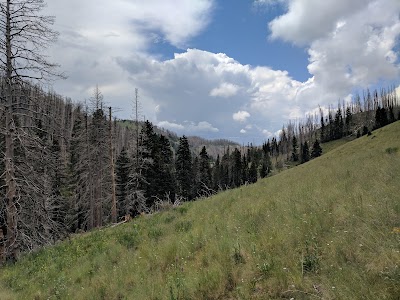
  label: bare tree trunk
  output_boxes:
[4,0,18,262]
[109,107,117,223]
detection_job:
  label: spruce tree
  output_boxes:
[212,155,221,190]
[311,140,322,158]
[199,146,212,193]
[259,152,272,178]
[232,148,242,187]
[156,135,176,201]
[248,161,258,184]
[345,107,352,135]
[301,141,310,163]
[291,136,299,162]
[176,136,192,200]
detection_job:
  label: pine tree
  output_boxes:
[311,140,322,158]
[139,120,161,209]
[301,141,310,163]
[232,148,242,187]
[291,136,299,162]
[176,136,192,200]
[88,89,111,228]
[320,115,325,142]
[241,154,248,184]
[334,107,344,140]
[259,153,272,178]
[345,107,352,135]
[248,161,258,184]
[198,146,212,195]
[154,135,176,202]
[212,155,222,190]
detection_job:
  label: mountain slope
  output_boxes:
[0,122,399,300]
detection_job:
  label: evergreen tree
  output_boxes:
[320,115,325,142]
[291,136,299,162]
[328,111,334,141]
[232,148,242,187]
[334,107,344,139]
[375,106,388,129]
[157,135,176,201]
[89,101,111,228]
[212,155,222,190]
[192,156,200,198]
[176,136,192,200]
[139,120,158,208]
[248,162,258,184]
[388,106,395,124]
[241,154,248,184]
[311,140,322,158]
[362,126,369,136]
[198,146,212,192]
[301,141,310,163]
[345,107,352,135]
[259,153,272,179]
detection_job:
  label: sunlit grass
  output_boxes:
[0,122,399,299]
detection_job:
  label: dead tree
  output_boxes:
[0,0,63,262]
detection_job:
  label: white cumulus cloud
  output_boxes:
[210,83,240,98]
[233,111,251,123]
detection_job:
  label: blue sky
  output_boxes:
[150,1,310,81]
[45,0,400,145]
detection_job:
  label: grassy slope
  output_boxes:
[1,122,399,300]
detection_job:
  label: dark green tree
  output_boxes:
[198,146,212,193]
[311,140,322,158]
[241,154,248,184]
[291,136,299,162]
[212,155,222,190]
[248,161,258,184]
[345,107,352,135]
[301,141,310,163]
[259,153,272,179]
[156,135,176,201]
[176,136,193,200]
[232,148,242,187]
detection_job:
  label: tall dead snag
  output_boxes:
[0,0,62,263]
[109,107,117,223]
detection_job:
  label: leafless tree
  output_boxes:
[0,0,63,262]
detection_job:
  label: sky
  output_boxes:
[44,0,400,145]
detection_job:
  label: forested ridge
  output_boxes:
[1,0,400,264]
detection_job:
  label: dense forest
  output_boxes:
[0,0,400,264]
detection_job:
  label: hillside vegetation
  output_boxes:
[0,122,399,300]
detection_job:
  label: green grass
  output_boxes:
[320,135,356,154]
[1,122,400,299]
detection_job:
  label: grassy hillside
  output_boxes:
[1,122,399,300]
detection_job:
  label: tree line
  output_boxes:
[1,0,400,264]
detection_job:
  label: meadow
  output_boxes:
[0,122,399,299]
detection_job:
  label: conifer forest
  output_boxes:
[1,0,400,265]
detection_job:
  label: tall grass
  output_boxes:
[0,122,399,299]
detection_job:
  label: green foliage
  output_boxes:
[300,141,310,163]
[176,136,193,200]
[1,121,400,299]
[232,243,245,265]
[302,241,320,274]
[385,147,398,154]
[311,139,322,158]
[174,220,192,233]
